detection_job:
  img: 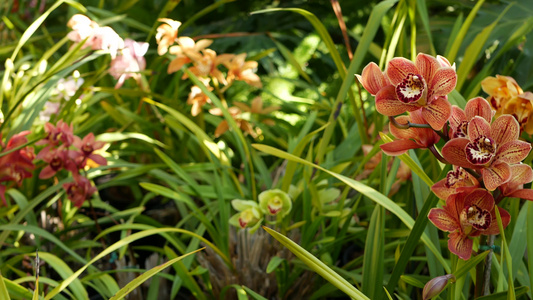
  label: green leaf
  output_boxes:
[242,285,268,300]
[263,226,370,300]
[0,271,11,300]
[266,256,285,274]
[109,248,204,300]
[452,250,490,279]
[362,205,385,299]
[475,286,529,300]
[445,0,485,63]
[37,252,88,300]
[455,4,513,91]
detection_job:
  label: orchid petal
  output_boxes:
[388,116,418,140]
[428,67,457,98]
[380,139,424,156]
[491,115,520,145]
[484,206,511,235]
[375,85,419,116]
[422,97,451,130]
[464,189,494,212]
[496,140,531,164]
[482,162,511,191]
[509,164,533,185]
[442,138,477,169]
[465,97,493,123]
[448,231,473,260]
[357,62,387,95]
[449,106,467,129]
[428,208,460,232]
[416,53,440,85]
[508,189,533,201]
[386,57,419,86]
[467,117,491,142]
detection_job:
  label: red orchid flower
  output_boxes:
[428,189,510,260]
[448,97,493,138]
[63,176,97,208]
[442,115,531,191]
[380,110,440,156]
[499,163,533,201]
[357,53,457,130]
[0,131,35,206]
[431,167,479,200]
[71,132,107,167]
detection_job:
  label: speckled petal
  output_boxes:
[442,138,477,169]
[416,53,441,85]
[482,163,511,191]
[464,189,494,212]
[357,62,388,95]
[496,140,531,164]
[428,67,457,99]
[448,231,473,260]
[467,117,491,142]
[491,115,520,145]
[428,208,460,232]
[375,85,419,116]
[386,57,419,86]
[422,97,451,130]
[465,97,493,123]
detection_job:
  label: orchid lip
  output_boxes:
[465,205,491,231]
[396,73,426,103]
[465,135,496,165]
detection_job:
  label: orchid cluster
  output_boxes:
[35,120,107,207]
[66,14,149,89]
[0,132,35,205]
[358,53,533,261]
[229,189,292,233]
[155,18,276,138]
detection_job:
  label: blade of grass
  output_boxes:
[263,226,370,300]
[361,205,385,299]
[0,271,11,300]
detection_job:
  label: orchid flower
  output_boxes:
[229,199,263,232]
[258,189,292,217]
[222,53,262,88]
[156,18,181,55]
[63,176,97,208]
[442,115,531,191]
[357,53,457,130]
[428,189,510,260]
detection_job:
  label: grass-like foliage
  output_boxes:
[1,0,533,299]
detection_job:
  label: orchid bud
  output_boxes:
[423,274,455,300]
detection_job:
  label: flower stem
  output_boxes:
[482,234,495,295]
[428,145,449,164]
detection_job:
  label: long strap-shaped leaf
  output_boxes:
[264,226,370,300]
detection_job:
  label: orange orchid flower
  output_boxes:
[167,37,213,74]
[428,189,510,260]
[223,53,262,88]
[380,110,440,156]
[156,18,181,55]
[441,115,531,191]
[357,53,457,130]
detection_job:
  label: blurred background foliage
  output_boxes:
[1,0,533,299]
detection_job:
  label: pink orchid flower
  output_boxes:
[71,132,107,167]
[109,38,149,88]
[63,176,97,208]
